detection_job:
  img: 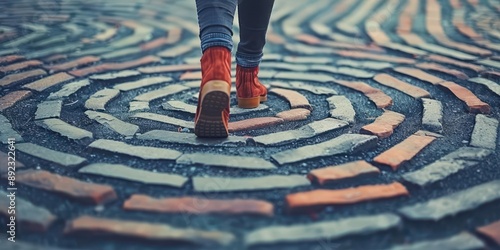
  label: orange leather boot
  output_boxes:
[235,65,268,109]
[194,46,232,138]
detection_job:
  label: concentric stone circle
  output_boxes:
[0,0,499,249]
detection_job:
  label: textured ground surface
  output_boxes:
[0,0,500,249]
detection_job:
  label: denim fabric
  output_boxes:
[195,0,275,67]
[236,0,275,67]
[200,32,233,52]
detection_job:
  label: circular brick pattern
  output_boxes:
[0,0,499,249]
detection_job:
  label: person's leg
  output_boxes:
[195,0,237,53]
[236,0,275,67]
[235,0,275,109]
[194,0,237,138]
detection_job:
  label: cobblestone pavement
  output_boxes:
[0,0,500,249]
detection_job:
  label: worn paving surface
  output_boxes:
[0,0,500,249]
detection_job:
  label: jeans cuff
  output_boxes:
[236,52,263,68]
[201,33,233,52]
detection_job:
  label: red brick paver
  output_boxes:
[360,110,405,138]
[477,220,500,246]
[276,108,311,121]
[0,90,32,111]
[270,88,312,110]
[0,69,47,88]
[64,216,235,246]
[373,134,436,170]
[426,54,485,73]
[46,56,101,72]
[416,63,469,80]
[70,55,160,77]
[394,67,445,85]
[286,182,409,213]
[16,170,117,204]
[0,60,43,73]
[334,79,393,108]
[124,195,274,216]
[307,160,380,185]
[438,81,490,114]
[373,73,431,99]
[23,72,75,92]
[0,55,24,64]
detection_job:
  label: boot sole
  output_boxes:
[195,80,231,138]
[237,95,267,109]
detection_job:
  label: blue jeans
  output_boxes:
[195,0,275,68]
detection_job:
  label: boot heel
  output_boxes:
[237,96,261,109]
[195,80,231,138]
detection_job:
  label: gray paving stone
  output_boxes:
[88,139,182,160]
[478,59,500,69]
[403,147,493,186]
[182,81,202,88]
[252,118,348,146]
[245,213,400,246]
[282,56,332,64]
[137,130,247,147]
[327,95,356,124]
[85,111,139,137]
[389,232,485,250]
[177,153,276,170]
[47,79,90,100]
[284,43,335,56]
[272,134,377,165]
[78,163,188,188]
[273,71,335,83]
[0,151,25,174]
[258,70,278,79]
[89,70,141,81]
[382,43,429,56]
[415,43,477,61]
[0,238,67,250]
[414,130,444,138]
[399,180,500,220]
[310,65,375,78]
[230,104,270,115]
[0,48,19,56]
[129,101,149,112]
[34,100,62,120]
[269,81,337,95]
[101,47,142,60]
[259,62,309,72]
[0,191,56,232]
[110,27,153,49]
[162,100,196,114]
[131,112,194,129]
[133,84,189,102]
[421,98,443,133]
[36,118,93,142]
[113,76,173,91]
[84,88,120,111]
[3,24,47,48]
[470,114,498,150]
[0,114,23,143]
[25,43,81,59]
[469,77,500,97]
[192,175,310,192]
[70,47,113,57]
[16,143,87,167]
[158,44,195,58]
[162,100,269,116]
